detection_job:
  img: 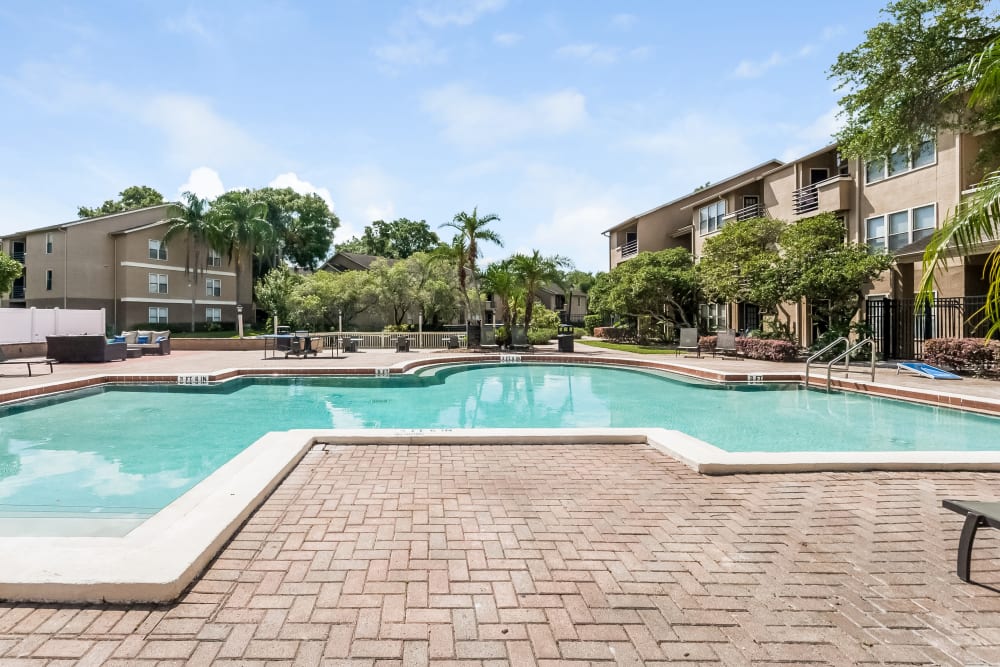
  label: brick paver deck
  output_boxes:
[4,444,1000,665]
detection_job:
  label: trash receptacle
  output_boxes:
[557,333,574,352]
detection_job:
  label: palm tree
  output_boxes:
[480,259,523,339]
[162,192,218,331]
[920,37,1000,337]
[441,208,503,322]
[211,190,273,310]
[511,250,572,333]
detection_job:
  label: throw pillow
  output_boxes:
[137,336,149,344]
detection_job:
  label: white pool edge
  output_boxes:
[5,426,1000,603]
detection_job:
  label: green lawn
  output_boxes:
[577,340,682,355]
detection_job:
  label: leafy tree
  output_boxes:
[563,269,596,323]
[698,216,788,325]
[510,250,571,332]
[408,252,461,327]
[480,259,522,327]
[829,0,1000,160]
[782,214,894,332]
[162,193,219,331]
[0,252,22,294]
[78,185,166,218]
[256,266,303,330]
[588,248,700,330]
[337,218,441,259]
[211,190,273,309]
[441,208,503,322]
[289,270,374,330]
[254,187,339,270]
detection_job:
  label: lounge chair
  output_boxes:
[0,347,55,376]
[715,329,741,359]
[678,328,700,358]
[897,362,961,380]
[943,499,1000,582]
[479,327,500,352]
[510,327,530,352]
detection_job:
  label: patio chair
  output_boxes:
[396,336,410,353]
[715,329,741,360]
[479,327,500,352]
[446,335,460,349]
[0,347,55,376]
[678,328,700,358]
[943,499,1000,582]
[510,327,531,352]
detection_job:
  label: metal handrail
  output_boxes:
[825,338,876,392]
[804,336,848,388]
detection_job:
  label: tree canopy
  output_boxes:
[337,218,441,259]
[77,185,166,218]
[588,248,700,329]
[830,0,1000,160]
[253,187,339,270]
[698,216,787,319]
[0,252,22,295]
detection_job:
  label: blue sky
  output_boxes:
[0,1,885,272]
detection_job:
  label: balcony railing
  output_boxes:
[10,285,24,299]
[10,251,24,263]
[793,175,852,215]
[722,202,765,222]
[619,239,638,259]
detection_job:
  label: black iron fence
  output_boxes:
[866,295,992,359]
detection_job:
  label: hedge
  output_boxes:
[923,338,1000,373]
[594,327,636,343]
[699,335,798,362]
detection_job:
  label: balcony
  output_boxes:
[619,239,638,258]
[793,175,853,216]
[722,202,766,222]
[10,251,24,263]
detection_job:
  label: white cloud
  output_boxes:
[493,32,522,46]
[733,52,784,79]
[374,37,447,69]
[422,84,587,149]
[142,93,263,168]
[556,43,618,65]
[179,166,225,200]
[269,172,336,211]
[416,0,506,27]
[333,166,397,243]
[611,13,637,30]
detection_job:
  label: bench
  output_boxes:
[943,499,1000,582]
[0,348,55,376]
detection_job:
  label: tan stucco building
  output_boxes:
[1,205,252,333]
[604,131,998,350]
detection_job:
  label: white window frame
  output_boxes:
[699,303,728,331]
[698,200,727,235]
[205,278,221,297]
[148,306,168,324]
[148,239,167,260]
[148,273,168,294]
[205,307,222,322]
[865,203,936,252]
[864,137,937,184]
[45,233,53,254]
[207,248,222,267]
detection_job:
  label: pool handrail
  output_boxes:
[804,336,848,388]
[826,338,876,392]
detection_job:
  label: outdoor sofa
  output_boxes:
[117,330,171,355]
[46,335,126,363]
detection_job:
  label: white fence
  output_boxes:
[0,308,106,344]
[313,331,463,349]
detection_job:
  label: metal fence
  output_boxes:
[865,296,992,359]
[316,331,462,349]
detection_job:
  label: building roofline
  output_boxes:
[4,203,175,237]
[602,158,783,234]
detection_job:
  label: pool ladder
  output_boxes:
[804,337,876,392]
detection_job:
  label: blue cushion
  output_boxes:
[137,336,149,344]
[112,336,126,343]
[155,336,167,343]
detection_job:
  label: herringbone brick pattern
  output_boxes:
[3,444,1000,665]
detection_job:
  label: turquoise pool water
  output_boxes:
[0,363,998,528]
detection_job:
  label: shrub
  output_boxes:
[383,324,415,332]
[699,335,798,361]
[583,314,603,334]
[573,327,587,339]
[923,338,1000,373]
[528,328,556,345]
[127,321,235,334]
[595,327,636,343]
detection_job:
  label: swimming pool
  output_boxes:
[1,362,999,534]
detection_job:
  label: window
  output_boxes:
[148,307,168,324]
[866,204,936,251]
[205,307,222,322]
[699,303,728,331]
[45,270,52,291]
[865,137,936,183]
[148,239,167,260]
[207,248,222,267]
[148,273,168,294]
[698,200,726,235]
[45,233,53,254]
[205,278,221,297]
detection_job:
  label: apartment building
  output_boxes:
[0,205,252,332]
[605,130,997,351]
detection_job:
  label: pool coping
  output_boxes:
[2,355,1000,603]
